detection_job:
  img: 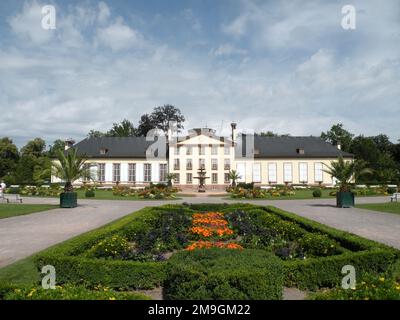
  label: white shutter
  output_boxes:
[252,163,261,182]
[268,163,277,183]
[314,163,323,182]
[299,163,308,183]
[284,163,292,182]
[236,163,245,182]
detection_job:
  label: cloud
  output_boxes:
[96,17,143,51]
[209,43,247,57]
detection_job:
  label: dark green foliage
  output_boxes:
[312,189,322,198]
[164,249,283,300]
[85,189,95,198]
[0,283,150,300]
[298,233,339,257]
[237,182,255,190]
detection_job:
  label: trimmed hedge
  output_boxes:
[33,203,400,294]
[164,249,283,300]
[0,283,151,300]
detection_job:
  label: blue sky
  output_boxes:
[0,0,399,146]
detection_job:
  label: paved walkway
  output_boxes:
[0,196,399,268]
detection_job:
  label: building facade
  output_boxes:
[52,126,353,190]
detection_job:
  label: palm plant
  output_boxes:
[323,157,372,192]
[228,170,241,187]
[166,173,177,187]
[52,148,93,192]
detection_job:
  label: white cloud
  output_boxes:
[210,43,247,57]
[8,0,54,45]
[98,2,111,24]
[96,17,143,51]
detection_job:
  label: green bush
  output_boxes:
[312,189,322,198]
[309,272,400,300]
[0,284,150,300]
[85,190,95,198]
[164,249,283,300]
[299,233,339,257]
[86,235,131,259]
[387,187,397,195]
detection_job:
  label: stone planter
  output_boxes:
[336,191,355,208]
[60,192,78,208]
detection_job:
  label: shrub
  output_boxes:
[298,233,339,257]
[164,249,283,300]
[387,187,397,195]
[85,189,95,198]
[237,182,254,190]
[0,284,151,300]
[312,189,322,198]
[309,272,400,300]
[86,235,131,260]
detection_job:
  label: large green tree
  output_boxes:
[0,137,19,182]
[106,119,138,137]
[321,123,354,152]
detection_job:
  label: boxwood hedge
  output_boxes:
[33,203,400,295]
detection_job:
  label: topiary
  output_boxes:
[312,189,322,198]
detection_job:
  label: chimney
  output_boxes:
[231,122,237,147]
[64,138,75,150]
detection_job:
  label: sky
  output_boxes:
[0,0,399,147]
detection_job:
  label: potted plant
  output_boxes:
[51,148,93,208]
[324,157,372,208]
[228,170,241,188]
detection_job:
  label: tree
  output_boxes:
[87,130,106,139]
[51,148,93,192]
[149,105,185,136]
[228,170,241,187]
[106,119,137,137]
[323,157,372,192]
[20,138,46,157]
[0,137,19,181]
[321,123,354,152]
[257,131,290,137]
[137,114,156,137]
[48,139,65,158]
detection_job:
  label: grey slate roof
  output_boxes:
[73,135,353,159]
[253,136,353,158]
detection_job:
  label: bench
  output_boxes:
[0,193,9,203]
[391,193,400,202]
[3,194,23,204]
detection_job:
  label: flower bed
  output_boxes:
[33,203,400,299]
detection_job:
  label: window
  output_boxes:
[97,163,105,182]
[99,148,108,155]
[186,173,192,184]
[314,163,323,182]
[159,164,167,182]
[199,158,205,169]
[174,173,180,184]
[186,159,192,170]
[224,173,230,184]
[82,163,91,182]
[186,146,193,155]
[128,163,136,183]
[211,145,218,155]
[112,163,120,182]
[144,163,152,182]
[297,148,305,155]
[283,163,293,183]
[174,159,180,170]
[253,163,261,183]
[212,173,218,184]
[224,159,231,170]
[224,146,230,155]
[198,145,206,155]
[236,163,245,182]
[299,163,308,183]
[268,163,277,183]
[174,146,181,155]
[211,159,218,170]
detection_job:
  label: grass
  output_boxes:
[0,255,39,286]
[356,202,400,215]
[0,204,57,219]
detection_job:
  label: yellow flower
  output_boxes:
[109,297,116,300]
[27,288,37,297]
[379,277,385,282]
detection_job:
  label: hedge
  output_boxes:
[0,283,151,300]
[33,203,400,294]
[164,249,283,300]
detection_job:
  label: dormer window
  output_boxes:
[296,148,305,155]
[100,148,108,155]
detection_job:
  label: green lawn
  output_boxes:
[0,204,58,219]
[356,202,400,215]
[0,256,39,286]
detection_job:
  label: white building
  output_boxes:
[52,125,353,190]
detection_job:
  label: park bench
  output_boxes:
[390,193,400,202]
[0,193,9,203]
[3,194,23,204]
